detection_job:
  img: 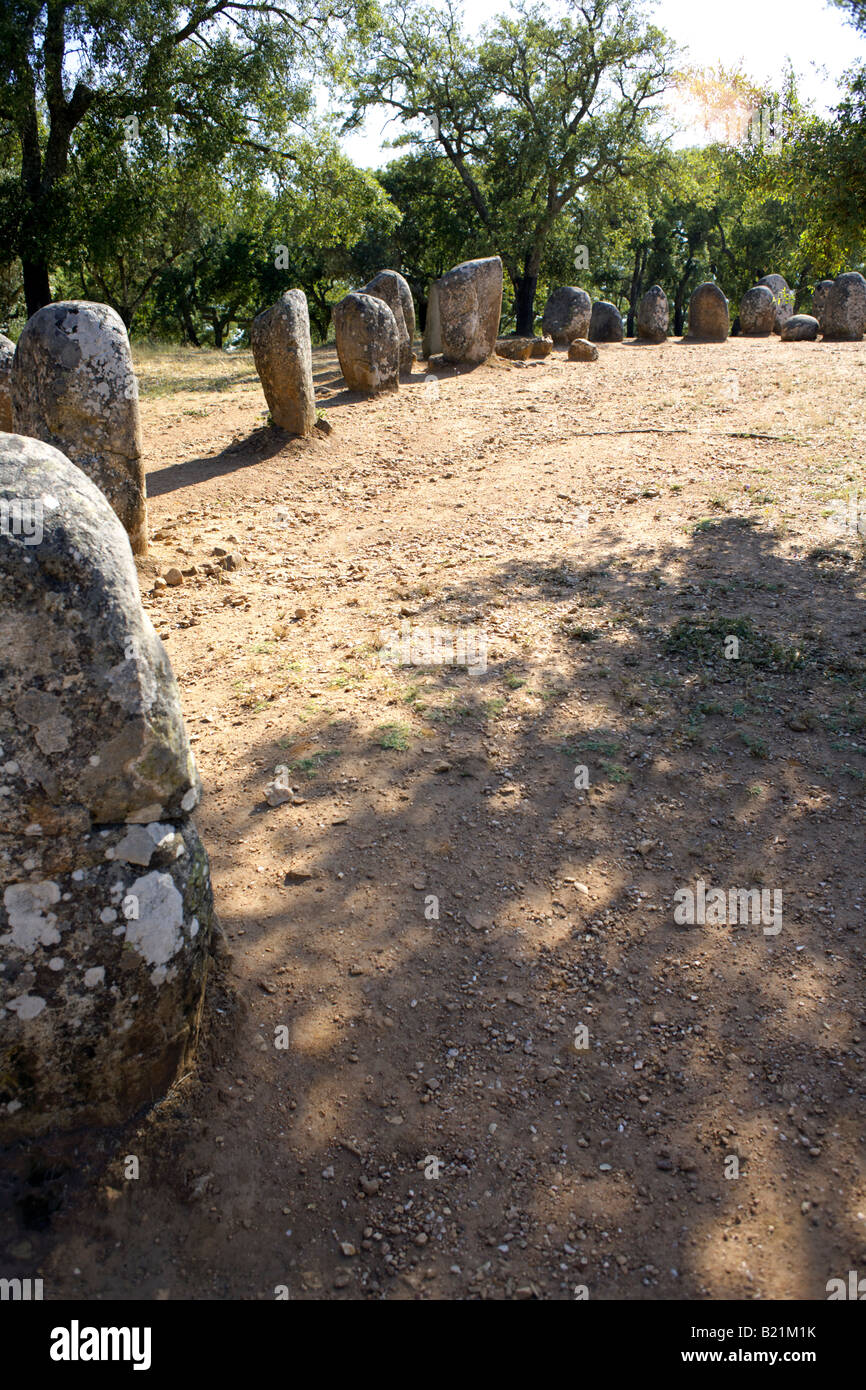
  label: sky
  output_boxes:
[340,0,866,168]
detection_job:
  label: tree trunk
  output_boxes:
[513,274,537,337]
[674,262,693,336]
[22,258,52,317]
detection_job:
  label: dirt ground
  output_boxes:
[4,333,866,1300]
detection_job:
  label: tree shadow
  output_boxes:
[8,511,865,1301]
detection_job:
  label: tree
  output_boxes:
[0,0,374,316]
[349,0,675,334]
[353,152,482,328]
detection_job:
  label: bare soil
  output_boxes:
[5,335,866,1300]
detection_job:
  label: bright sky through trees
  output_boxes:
[341,0,866,165]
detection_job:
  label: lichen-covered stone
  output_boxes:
[363,271,414,373]
[0,819,213,1140]
[422,281,442,359]
[396,273,416,349]
[0,435,199,836]
[781,314,819,342]
[687,283,729,341]
[812,279,834,329]
[0,334,14,432]
[250,289,316,435]
[542,287,591,344]
[739,285,775,336]
[496,335,552,360]
[0,434,213,1142]
[567,338,599,362]
[588,301,624,343]
[758,274,794,334]
[636,286,668,343]
[530,336,553,359]
[10,301,147,554]
[334,292,400,395]
[436,257,503,364]
[821,272,866,341]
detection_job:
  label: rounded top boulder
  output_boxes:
[0,434,199,834]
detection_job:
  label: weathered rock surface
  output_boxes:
[739,285,775,336]
[687,283,729,341]
[422,281,442,359]
[821,272,866,341]
[10,301,147,554]
[0,436,198,834]
[363,271,414,373]
[334,292,400,395]
[588,301,624,343]
[568,338,599,362]
[396,273,416,350]
[812,279,834,329]
[495,336,552,360]
[636,286,669,343]
[758,274,794,333]
[781,314,819,342]
[436,257,503,364]
[0,435,213,1142]
[542,287,592,344]
[250,289,316,435]
[0,334,14,432]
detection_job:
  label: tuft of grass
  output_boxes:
[666,617,805,671]
[741,732,769,759]
[375,722,411,750]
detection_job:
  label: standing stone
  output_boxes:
[739,285,775,336]
[781,314,819,341]
[687,283,729,341]
[251,289,316,436]
[0,434,214,1142]
[436,257,503,364]
[589,301,624,343]
[758,274,794,333]
[636,286,669,343]
[0,334,14,432]
[397,273,416,352]
[812,279,834,329]
[422,281,442,359]
[10,301,147,554]
[363,271,413,373]
[542,287,592,344]
[334,292,400,395]
[821,272,866,341]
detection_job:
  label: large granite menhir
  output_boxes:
[0,435,214,1143]
[542,287,591,344]
[687,283,729,341]
[821,272,866,341]
[11,301,147,554]
[363,271,415,373]
[251,289,316,435]
[334,292,400,395]
[427,257,503,364]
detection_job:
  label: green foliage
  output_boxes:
[350,0,676,331]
